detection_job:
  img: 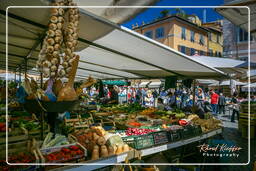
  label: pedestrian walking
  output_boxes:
[210,90,219,115]
[218,93,226,115]
[231,93,240,122]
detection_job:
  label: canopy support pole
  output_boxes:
[14,72,16,83]
[24,58,27,79]
[18,66,21,86]
[40,73,43,89]
[193,80,196,106]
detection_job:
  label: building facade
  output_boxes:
[202,21,223,57]
[222,0,256,62]
[223,19,256,62]
[133,15,209,56]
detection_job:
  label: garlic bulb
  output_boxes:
[51,8,59,15]
[43,61,51,68]
[54,44,61,51]
[48,30,55,37]
[58,69,66,77]
[62,61,69,68]
[52,51,59,57]
[50,72,56,77]
[51,65,57,72]
[57,22,63,29]
[47,38,55,45]
[46,46,54,53]
[50,16,58,23]
[51,58,58,65]
[49,23,57,30]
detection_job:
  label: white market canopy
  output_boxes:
[216,0,256,38]
[139,81,150,88]
[241,82,256,92]
[0,0,226,81]
[209,79,246,86]
[148,81,162,88]
[192,56,246,74]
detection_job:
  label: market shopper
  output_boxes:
[196,88,205,110]
[108,85,118,104]
[218,93,226,115]
[231,93,240,122]
[210,90,219,115]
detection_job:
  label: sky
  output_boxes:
[122,0,224,28]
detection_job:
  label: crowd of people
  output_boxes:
[83,84,247,122]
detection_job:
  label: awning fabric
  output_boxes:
[1,1,226,81]
[215,0,256,37]
[139,82,150,88]
[242,82,256,92]
[209,80,246,86]
[192,56,245,74]
[148,81,162,88]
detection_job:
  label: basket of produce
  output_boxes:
[152,131,169,145]
[122,133,155,150]
[166,125,183,142]
[180,125,195,139]
[121,128,156,149]
[38,143,86,163]
[0,139,39,171]
[71,126,131,161]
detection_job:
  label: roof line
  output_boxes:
[133,15,209,33]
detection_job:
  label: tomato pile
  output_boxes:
[125,128,156,136]
[0,152,36,171]
[45,145,84,162]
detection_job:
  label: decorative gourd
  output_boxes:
[116,145,123,154]
[97,137,106,146]
[123,144,130,152]
[108,146,114,156]
[57,55,79,101]
[93,132,100,141]
[91,148,99,160]
[100,145,108,158]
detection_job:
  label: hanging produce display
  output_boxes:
[35,0,80,102]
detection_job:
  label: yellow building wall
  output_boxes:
[134,18,208,53]
[208,32,223,55]
[172,20,208,52]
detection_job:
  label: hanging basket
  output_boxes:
[23,100,79,113]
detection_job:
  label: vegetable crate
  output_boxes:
[166,129,182,142]
[0,140,39,171]
[28,124,50,140]
[37,142,87,163]
[152,131,169,145]
[122,133,155,150]
[0,127,28,145]
[240,103,256,113]
[180,125,198,139]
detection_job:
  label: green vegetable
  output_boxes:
[42,132,53,148]
[44,134,67,148]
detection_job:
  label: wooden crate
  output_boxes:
[240,103,256,113]
[27,125,50,140]
[0,127,28,145]
[37,142,87,163]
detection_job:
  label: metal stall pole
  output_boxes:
[14,71,16,83]
[18,66,21,86]
[24,58,27,79]
[40,72,44,140]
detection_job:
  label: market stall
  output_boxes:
[0,0,228,170]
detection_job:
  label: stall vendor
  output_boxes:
[108,85,118,104]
